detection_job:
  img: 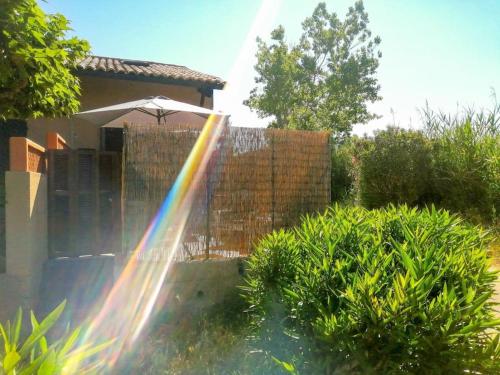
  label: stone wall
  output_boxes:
[113,257,246,322]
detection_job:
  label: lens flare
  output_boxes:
[64,114,227,371]
[62,1,282,372]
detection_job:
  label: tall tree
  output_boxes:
[0,0,90,120]
[245,1,381,138]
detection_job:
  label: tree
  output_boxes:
[0,0,90,120]
[245,1,381,138]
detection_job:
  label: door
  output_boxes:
[47,149,121,258]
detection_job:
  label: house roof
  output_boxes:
[76,56,225,89]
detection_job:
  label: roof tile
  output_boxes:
[77,55,225,88]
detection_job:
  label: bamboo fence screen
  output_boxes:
[123,123,331,260]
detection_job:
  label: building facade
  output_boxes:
[27,56,225,149]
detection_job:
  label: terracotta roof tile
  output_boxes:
[76,55,225,88]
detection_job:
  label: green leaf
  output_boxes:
[37,350,56,375]
[399,245,417,279]
[272,356,298,374]
[58,326,81,358]
[3,350,21,372]
[17,350,53,375]
[62,339,115,371]
[283,288,300,300]
[0,323,10,353]
[12,308,23,349]
[480,319,500,329]
[19,301,66,357]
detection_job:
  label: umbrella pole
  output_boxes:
[157,109,161,125]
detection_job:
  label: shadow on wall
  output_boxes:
[38,255,115,325]
[36,256,246,327]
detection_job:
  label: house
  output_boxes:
[27,55,225,150]
[0,55,224,277]
[0,55,225,318]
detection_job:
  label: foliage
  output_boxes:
[333,103,500,224]
[0,301,111,374]
[422,103,500,224]
[358,127,435,209]
[330,141,357,203]
[243,205,500,374]
[245,1,381,138]
[0,0,90,119]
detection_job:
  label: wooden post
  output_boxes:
[205,170,210,260]
[271,131,276,231]
[94,150,100,255]
[68,151,78,257]
[327,134,332,203]
[47,150,54,257]
[112,152,122,254]
[46,132,69,150]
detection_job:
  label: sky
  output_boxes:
[41,0,500,135]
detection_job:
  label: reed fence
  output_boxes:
[123,123,331,260]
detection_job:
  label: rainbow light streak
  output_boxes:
[62,1,282,372]
[62,114,226,372]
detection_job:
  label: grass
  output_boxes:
[122,293,282,375]
[132,319,249,374]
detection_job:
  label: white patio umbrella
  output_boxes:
[74,95,223,126]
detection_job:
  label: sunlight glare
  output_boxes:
[63,1,282,372]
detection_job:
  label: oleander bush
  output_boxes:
[243,205,500,374]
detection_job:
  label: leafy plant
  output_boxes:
[0,0,90,119]
[331,102,499,225]
[0,301,111,374]
[422,102,500,224]
[331,141,358,204]
[245,1,381,138]
[243,205,500,374]
[358,127,435,209]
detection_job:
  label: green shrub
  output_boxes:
[0,301,111,374]
[422,104,500,224]
[349,105,500,224]
[358,127,435,209]
[243,205,500,374]
[331,141,357,204]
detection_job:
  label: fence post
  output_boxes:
[271,131,276,231]
[46,132,70,150]
[327,134,332,203]
[205,169,210,260]
[68,150,78,257]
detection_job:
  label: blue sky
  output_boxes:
[41,0,500,134]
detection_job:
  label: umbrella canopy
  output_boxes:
[74,96,223,126]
